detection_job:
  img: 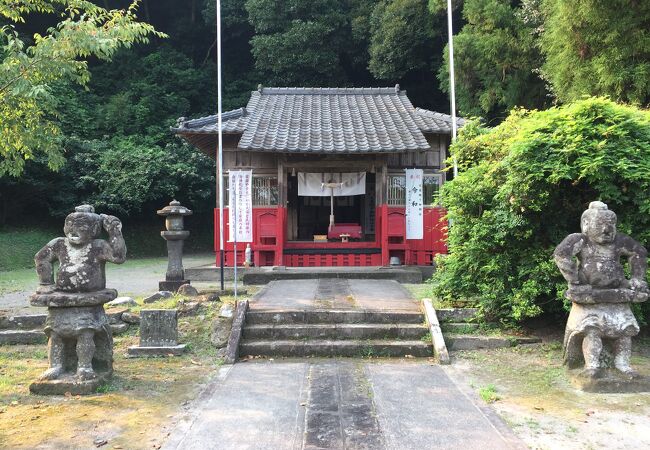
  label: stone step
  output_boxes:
[436,308,478,323]
[243,323,429,340]
[446,335,542,351]
[240,339,433,358]
[245,309,424,325]
[440,322,480,333]
[242,268,422,285]
[0,329,47,345]
[0,314,47,330]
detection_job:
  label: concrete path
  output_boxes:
[163,360,525,450]
[250,279,419,312]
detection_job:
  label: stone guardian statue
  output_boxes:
[29,205,126,395]
[554,201,648,388]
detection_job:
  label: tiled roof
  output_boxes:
[172,86,463,154]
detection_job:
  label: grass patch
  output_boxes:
[0,227,58,271]
[478,384,500,403]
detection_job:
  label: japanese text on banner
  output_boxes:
[405,168,423,240]
[228,170,253,242]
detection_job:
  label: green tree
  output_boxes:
[245,0,350,86]
[0,0,163,177]
[541,0,650,105]
[432,0,549,119]
[369,0,441,80]
[430,98,650,324]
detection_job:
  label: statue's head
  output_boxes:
[581,201,617,244]
[63,205,102,246]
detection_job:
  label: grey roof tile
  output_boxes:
[172,86,464,154]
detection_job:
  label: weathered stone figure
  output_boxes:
[554,201,648,381]
[29,205,126,394]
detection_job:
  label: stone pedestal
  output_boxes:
[569,369,650,393]
[29,290,115,395]
[127,309,186,357]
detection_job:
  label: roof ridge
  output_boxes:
[415,107,465,124]
[258,86,402,96]
[173,107,247,130]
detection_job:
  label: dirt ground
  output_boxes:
[0,292,250,450]
[449,341,650,450]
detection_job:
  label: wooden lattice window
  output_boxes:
[223,175,278,206]
[387,174,441,206]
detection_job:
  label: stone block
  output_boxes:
[143,291,174,304]
[106,297,136,307]
[30,372,111,396]
[569,369,650,393]
[121,312,140,325]
[177,283,199,297]
[0,314,47,330]
[158,280,188,293]
[126,344,186,357]
[211,316,233,348]
[139,309,179,346]
[0,330,47,345]
[110,323,129,335]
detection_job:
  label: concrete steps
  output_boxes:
[0,329,47,345]
[0,314,47,345]
[246,310,424,325]
[240,339,432,358]
[244,323,428,340]
[240,309,432,358]
[436,307,542,350]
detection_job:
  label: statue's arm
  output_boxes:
[618,234,648,283]
[34,238,62,287]
[553,233,585,285]
[99,215,127,264]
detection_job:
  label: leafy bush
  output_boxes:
[429,98,650,325]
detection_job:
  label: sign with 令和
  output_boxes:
[405,168,423,240]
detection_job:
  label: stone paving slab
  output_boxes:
[164,362,309,450]
[162,360,525,450]
[249,279,420,312]
[367,363,525,450]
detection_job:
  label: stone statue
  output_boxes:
[29,205,126,395]
[554,201,648,382]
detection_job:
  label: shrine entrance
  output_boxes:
[286,172,376,242]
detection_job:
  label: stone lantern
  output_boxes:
[158,200,192,292]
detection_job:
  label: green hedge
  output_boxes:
[429,98,650,325]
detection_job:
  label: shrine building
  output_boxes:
[172,85,462,267]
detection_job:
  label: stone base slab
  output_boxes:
[567,287,647,304]
[158,280,189,292]
[127,344,186,357]
[29,372,111,395]
[569,369,650,393]
[30,289,117,307]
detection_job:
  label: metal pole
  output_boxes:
[216,0,224,291]
[447,0,458,178]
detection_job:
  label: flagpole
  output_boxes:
[447,0,458,178]
[216,0,224,291]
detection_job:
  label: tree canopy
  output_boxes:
[541,0,650,105]
[0,0,163,177]
[1,0,648,227]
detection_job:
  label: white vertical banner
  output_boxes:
[229,170,253,242]
[405,169,423,240]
